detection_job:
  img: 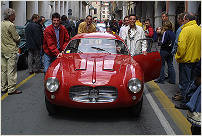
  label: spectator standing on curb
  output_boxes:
[160,11,174,79]
[118,19,123,27]
[186,60,201,135]
[144,19,154,38]
[120,14,147,56]
[38,16,46,31]
[93,17,98,25]
[38,16,46,70]
[75,19,84,35]
[156,26,162,42]
[161,11,175,32]
[154,21,176,84]
[174,13,201,106]
[43,12,70,72]
[119,16,129,38]
[171,13,185,98]
[1,8,22,95]
[61,15,72,37]
[25,14,43,74]
[144,19,154,52]
[78,15,96,34]
[69,19,77,37]
[110,18,119,34]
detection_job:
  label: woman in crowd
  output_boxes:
[155,21,176,84]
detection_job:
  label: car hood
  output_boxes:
[58,53,132,85]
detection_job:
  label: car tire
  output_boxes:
[45,97,57,116]
[129,97,143,117]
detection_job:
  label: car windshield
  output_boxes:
[64,38,129,55]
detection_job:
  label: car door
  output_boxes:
[133,39,161,82]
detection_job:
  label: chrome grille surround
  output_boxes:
[69,86,118,103]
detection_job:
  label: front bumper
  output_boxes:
[45,85,143,109]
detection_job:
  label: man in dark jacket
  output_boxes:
[61,15,72,37]
[110,18,119,34]
[25,14,43,74]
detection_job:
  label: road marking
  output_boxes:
[144,85,175,135]
[1,73,36,101]
[146,81,191,135]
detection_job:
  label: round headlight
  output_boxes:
[45,77,60,92]
[128,78,142,93]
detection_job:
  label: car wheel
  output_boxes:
[45,97,57,116]
[129,97,143,117]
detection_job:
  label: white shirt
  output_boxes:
[120,25,147,56]
[119,25,128,38]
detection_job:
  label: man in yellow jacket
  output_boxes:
[135,16,143,27]
[78,15,96,34]
[174,12,201,107]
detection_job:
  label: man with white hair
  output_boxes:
[1,8,22,95]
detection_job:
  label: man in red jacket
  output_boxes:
[43,12,70,72]
[144,19,154,52]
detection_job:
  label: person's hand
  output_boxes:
[142,51,147,55]
[171,48,176,56]
[116,47,121,53]
[157,42,162,46]
[57,51,63,58]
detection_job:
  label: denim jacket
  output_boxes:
[186,85,201,127]
[186,85,201,112]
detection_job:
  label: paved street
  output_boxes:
[1,60,191,135]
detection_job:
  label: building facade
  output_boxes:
[111,1,201,30]
[1,1,90,26]
[90,1,110,21]
[1,1,201,29]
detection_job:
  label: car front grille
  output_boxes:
[69,86,118,103]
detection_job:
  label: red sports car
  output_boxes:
[44,32,161,116]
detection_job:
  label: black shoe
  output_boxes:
[1,90,7,94]
[175,103,188,110]
[29,71,34,74]
[154,79,165,84]
[8,90,22,95]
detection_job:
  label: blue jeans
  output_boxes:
[159,49,176,83]
[179,63,197,99]
[43,53,56,72]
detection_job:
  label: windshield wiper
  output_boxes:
[91,47,111,54]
